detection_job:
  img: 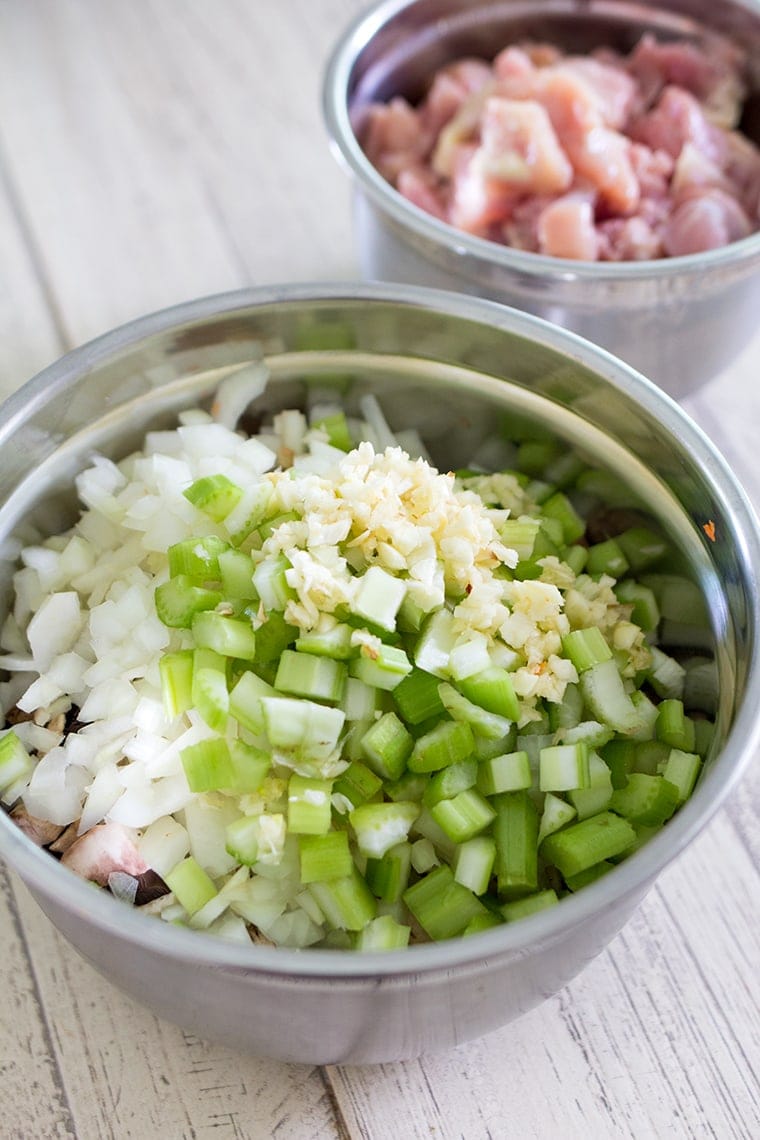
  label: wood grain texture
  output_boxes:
[0,1,757,1138]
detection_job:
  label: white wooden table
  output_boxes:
[0,3,758,1137]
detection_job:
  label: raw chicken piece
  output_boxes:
[448,145,516,234]
[627,33,746,126]
[477,97,573,194]
[397,164,448,220]
[538,197,600,259]
[522,70,640,212]
[357,97,429,182]
[421,59,493,137]
[663,188,752,255]
[631,86,721,162]
[598,216,664,260]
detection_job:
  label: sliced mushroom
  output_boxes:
[10,805,66,848]
[61,821,149,886]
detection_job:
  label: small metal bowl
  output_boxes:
[323,0,760,397]
[0,283,758,1064]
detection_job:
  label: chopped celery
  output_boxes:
[350,644,412,690]
[537,792,577,846]
[493,791,539,900]
[165,856,217,916]
[184,474,243,522]
[351,566,406,632]
[228,669,276,734]
[562,627,612,673]
[661,749,702,805]
[296,622,354,660]
[299,831,353,883]
[458,667,520,721]
[253,611,298,668]
[349,801,419,858]
[541,812,636,877]
[501,889,558,922]
[360,712,414,781]
[168,535,230,582]
[403,865,487,940]
[476,750,531,796]
[333,761,383,808]
[586,539,629,579]
[288,774,333,835]
[308,867,376,931]
[155,576,222,628]
[438,682,513,739]
[192,611,257,660]
[191,648,229,733]
[393,668,447,725]
[356,914,411,950]
[430,788,496,843]
[365,841,412,903]
[180,737,236,793]
[655,699,696,753]
[609,773,679,826]
[159,650,194,718]
[408,719,475,773]
[218,548,257,600]
[424,757,478,806]
[453,835,496,895]
[274,648,346,704]
[0,730,32,791]
[539,743,590,792]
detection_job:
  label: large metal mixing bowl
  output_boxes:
[0,283,758,1063]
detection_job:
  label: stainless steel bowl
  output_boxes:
[0,283,759,1064]
[323,0,760,397]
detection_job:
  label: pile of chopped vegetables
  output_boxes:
[0,372,716,950]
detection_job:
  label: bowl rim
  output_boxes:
[322,0,760,280]
[1,280,759,980]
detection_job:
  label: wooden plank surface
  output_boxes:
[0,2,757,1138]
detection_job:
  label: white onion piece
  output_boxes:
[23,749,89,825]
[27,591,82,672]
[136,815,190,877]
[210,360,269,430]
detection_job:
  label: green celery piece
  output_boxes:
[393,668,447,725]
[655,699,696,753]
[430,788,496,844]
[288,774,333,835]
[632,739,671,776]
[501,889,558,922]
[615,527,668,573]
[252,553,295,612]
[351,565,407,632]
[562,544,588,576]
[492,791,539,900]
[438,682,513,739]
[463,912,503,936]
[228,740,271,793]
[478,752,533,798]
[184,474,243,522]
[154,576,222,629]
[0,730,32,791]
[408,719,475,773]
[191,648,229,733]
[661,749,702,805]
[296,622,354,660]
[564,860,615,891]
[349,801,420,858]
[403,865,487,940]
[454,835,496,896]
[541,811,636,877]
[517,438,560,475]
[254,611,299,668]
[424,757,478,807]
[639,573,708,626]
[218,548,257,601]
[537,792,577,846]
[615,579,660,631]
[225,816,261,866]
[385,770,430,804]
[308,867,376,932]
[548,682,584,731]
[562,627,612,673]
[585,538,629,579]
[568,752,613,819]
[580,658,639,733]
[541,491,585,543]
[458,667,520,721]
[609,773,680,826]
[333,761,383,808]
[360,712,414,781]
[299,831,353,884]
[539,743,590,792]
[647,646,685,700]
[365,841,412,903]
[228,669,276,734]
[600,738,636,789]
[312,410,353,452]
[499,518,539,561]
[355,914,411,951]
[192,611,257,660]
[274,648,346,704]
[164,857,217,916]
[168,534,230,582]
[159,650,194,718]
[180,737,236,793]
[350,644,412,691]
